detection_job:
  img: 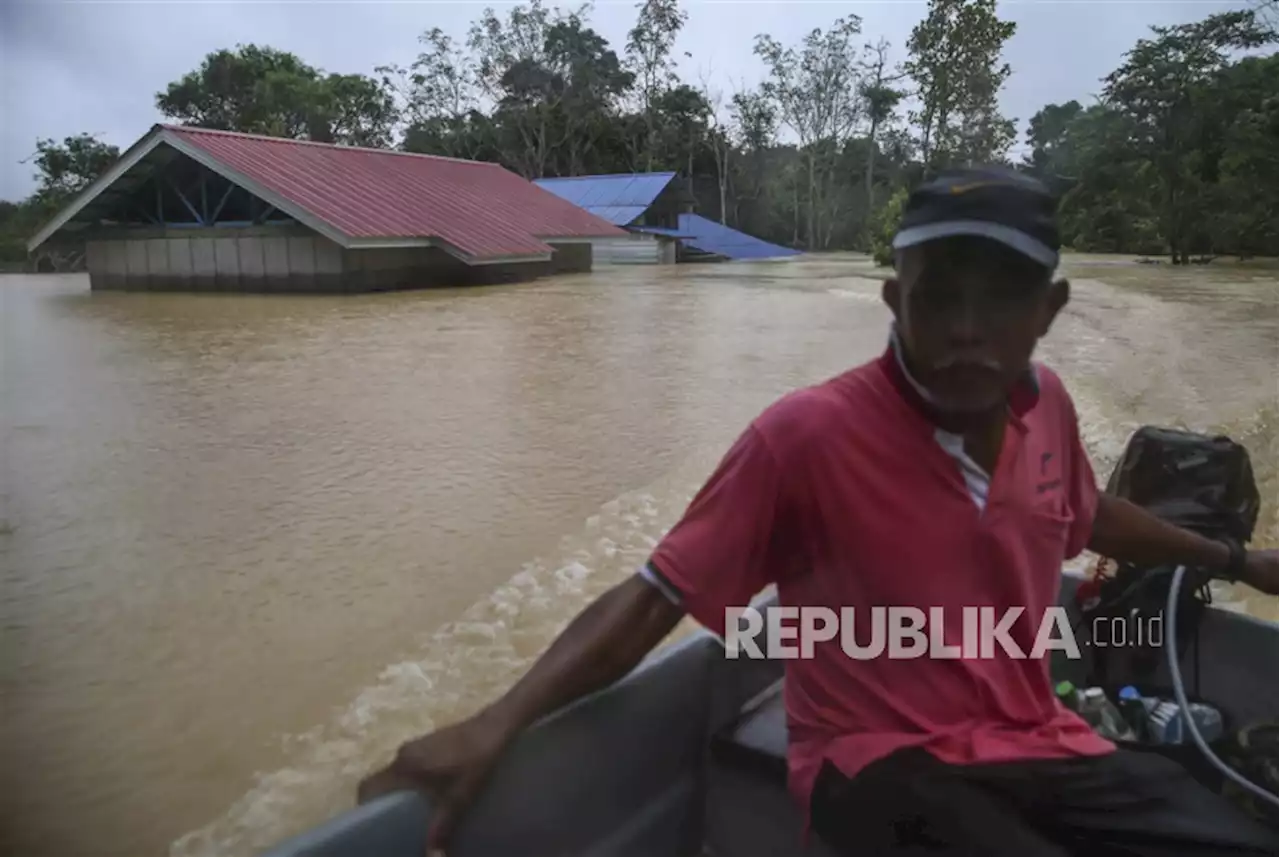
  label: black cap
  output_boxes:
[892,165,1061,269]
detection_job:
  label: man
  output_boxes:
[359,166,1279,855]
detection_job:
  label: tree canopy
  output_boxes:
[4,0,1277,266]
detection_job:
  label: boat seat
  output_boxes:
[704,680,840,856]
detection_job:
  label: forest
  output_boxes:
[2,0,1276,266]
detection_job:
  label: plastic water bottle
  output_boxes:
[1117,686,1148,740]
[1144,699,1224,744]
[1147,701,1184,743]
[1189,702,1224,742]
[1080,687,1137,741]
[1055,680,1080,712]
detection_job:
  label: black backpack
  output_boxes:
[1082,426,1261,688]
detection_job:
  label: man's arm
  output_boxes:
[481,416,793,726]
[1088,493,1278,595]
[356,574,683,845]
[1045,367,1277,597]
[358,417,794,849]
[1089,493,1230,570]
[477,573,683,738]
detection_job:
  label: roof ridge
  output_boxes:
[535,171,677,182]
[159,124,498,168]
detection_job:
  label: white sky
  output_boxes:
[0,0,1256,200]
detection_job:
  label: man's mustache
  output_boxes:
[928,356,1003,373]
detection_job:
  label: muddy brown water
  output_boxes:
[2,253,1276,857]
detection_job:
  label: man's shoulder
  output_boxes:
[751,361,884,449]
[1031,361,1067,395]
[1029,362,1080,414]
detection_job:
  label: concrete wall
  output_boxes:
[86,227,345,292]
[342,244,592,290]
[590,234,670,265]
[83,228,595,293]
[659,238,677,266]
[548,242,592,273]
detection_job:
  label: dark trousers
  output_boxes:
[810,748,1277,856]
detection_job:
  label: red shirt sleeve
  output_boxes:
[647,421,796,637]
[1055,376,1100,558]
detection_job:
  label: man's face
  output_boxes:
[883,236,1068,415]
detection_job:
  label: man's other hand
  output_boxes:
[357,711,510,853]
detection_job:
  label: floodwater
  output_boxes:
[1,254,1276,857]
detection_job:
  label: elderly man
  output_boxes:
[360,166,1279,855]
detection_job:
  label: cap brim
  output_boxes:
[892,220,1058,269]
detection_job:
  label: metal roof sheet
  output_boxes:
[628,226,693,238]
[676,214,803,260]
[168,127,627,261]
[29,125,627,263]
[533,173,676,225]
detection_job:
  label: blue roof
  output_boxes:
[533,173,677,225]
[629,225,692,238]
[676,214,803,260]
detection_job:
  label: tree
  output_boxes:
[1253,0,1278,39]
[1201,53,1278,257]
[1053,105,1162,254]
[545,15,634,175]
[905,0,1017,173]
[312,74,399,147]
[858,38,906,215]
[1101,10,1272,262]
[157,45,397,147]
[26,134,120,205]
[868,185,908,266]
[1022,101,1083,175]
[626,0,688,171]
[651,84,711,203]
[698,71,733,222]
[13,2,1275,267]
[466,1,631,178]
[1,133,120,265]
[726,87,778,229]
[755,15,864,249]
[378,28,488,160]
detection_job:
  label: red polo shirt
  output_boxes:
[646,345,1115,822]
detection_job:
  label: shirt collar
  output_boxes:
[881,324,1040,422]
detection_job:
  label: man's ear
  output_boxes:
[1039,278,1070,336]
[883,277,901,319]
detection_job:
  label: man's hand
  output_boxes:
[355,573,684,854]
[1240,549,1279,595]
[357,711,511,853]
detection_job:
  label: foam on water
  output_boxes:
[825,287,881,303]
[169,450,718,857]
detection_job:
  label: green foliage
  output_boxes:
[29,134,120,206]
[868,186,909,267]
[156,44,397,147]
[7,0,1277,265]
[0,135,119,264]
[1024,11,1277,260]
[906,0,1017,171]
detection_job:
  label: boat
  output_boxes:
[259,568,1278,857]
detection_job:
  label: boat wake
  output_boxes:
[169,452,718,857]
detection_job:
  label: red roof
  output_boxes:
[163,126,627,261]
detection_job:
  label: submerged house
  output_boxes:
[532,172,687,265]
[27,125,628,292]
[534,172,800,264]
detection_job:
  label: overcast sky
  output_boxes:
[0,0,1257,201]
